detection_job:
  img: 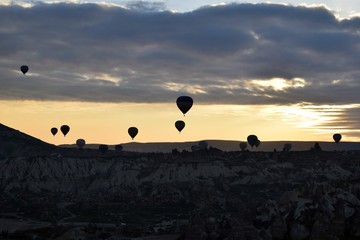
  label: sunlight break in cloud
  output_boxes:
[262,104,360,138]
[162,82,207,94]
[247,78,307,92]
[94,73,122,85]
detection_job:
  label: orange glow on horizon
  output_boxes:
[0,100,358,145]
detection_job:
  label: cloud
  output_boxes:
[0,2,360,105]
[125,1,166,12]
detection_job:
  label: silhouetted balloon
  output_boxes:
[128,127,138,140]
[99,144,108,154]
[115,144,123,151]
[20,65,29,74]
[60,125,70,136]
[247,135,258,148]
[76,139,85,149]
[198,141,208,150]
[175,120,185,133]
[51,127,58,136]
[313,142,322,151]
[255,139,261,148]
[191,145,201,152]
[283,143,292,152]
[176,96,193,116]
[333,133,342,144]
[239,142,247,151]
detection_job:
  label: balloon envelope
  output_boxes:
[247,135,258,148]
[239,142,247,151]
[255,139,261,148]
[284,143,292,151]
[51,127,58,136]
[128,127,138,140]
[198,140,208,149]
[99,144,108,154]
[333,133,342,144]
[20,65,29,74]
[60,125,70,136]
[176,96,193,115]
[115,144,123,151]
[76,139,86,149]
[191,145,201,152]
[175,120,185,133]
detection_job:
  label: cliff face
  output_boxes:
[0,154,257,194]
[1,151,357,194]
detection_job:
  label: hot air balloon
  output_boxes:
[255,139,261,148]
[115,144,123,152]
[191,145,201,152]
[60,125,70,136]
[51,127,58,136]
[176,96,193,116]
[247,135,258,148]
[283,143,292,152]
[333,133,342,144]
[76,139,85,149]
[198,140,208,150]
[175,120,185,133]
[239,142,247,151]
[128,127,138,140]
[99,144,108,154]
[20,65,29,75]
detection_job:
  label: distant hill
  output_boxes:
[0,123,56,156]
[1,123,359,153]
[61,139,360,152]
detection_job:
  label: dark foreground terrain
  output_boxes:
[1,149,360,240]
[1,124,360,239]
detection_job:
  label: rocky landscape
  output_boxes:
[1,124,360,239]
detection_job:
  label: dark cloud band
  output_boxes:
[0,3,360,105]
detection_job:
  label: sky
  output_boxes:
[1,0,360,145]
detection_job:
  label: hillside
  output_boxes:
[0,123,56,157]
